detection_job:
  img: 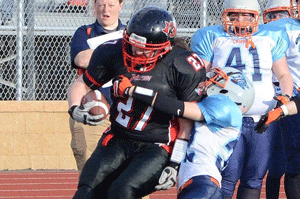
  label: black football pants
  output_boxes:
[73,132,169,199]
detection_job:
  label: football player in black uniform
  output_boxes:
[67,7,206,199]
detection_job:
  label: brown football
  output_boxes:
[80,90,110,118]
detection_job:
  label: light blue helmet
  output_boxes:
[222,0,260,37]
[206,67,255,114]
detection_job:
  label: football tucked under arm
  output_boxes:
[80,89,110,117]
[68,90,110,126]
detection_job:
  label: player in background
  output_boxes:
[112,67,255,199]
[258,0,300,198]
[68,7,206,199]
[69,0,125,172]
[262,0,292,198]
[263,0,291,23]
[190,0,293,198]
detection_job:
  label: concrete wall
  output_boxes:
[0,101,77,170]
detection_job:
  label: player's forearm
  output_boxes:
[67,76,91,108]
[183,102,204,121]
[170,118,191,166]
[74,49,94,69]
[177,118,193,140]
[278,74,293,97]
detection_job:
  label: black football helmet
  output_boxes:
[123,7,177,73]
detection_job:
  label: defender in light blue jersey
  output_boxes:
[263,1,300,198]
[177,68,254,199]
[191,0,293,198]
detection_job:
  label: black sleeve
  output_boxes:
[132,86,185,117]
[172,48,207,102]
[152,92,185,117]
[83,40,123,90]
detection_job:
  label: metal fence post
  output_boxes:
[201,0,208,28]
[25,0,35,100]
[16,0,24,101]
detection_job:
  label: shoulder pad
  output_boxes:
[172,48,206,74]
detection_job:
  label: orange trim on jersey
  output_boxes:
[178,178,193,194]
[102,133,114,146]
[103,126,111,134]
[161,145,171,153]
[85,70,103,87]
[178,177,219,195]
[160,118,180,154]
[77,68,85,76]
[210,177,220,187]
[87,27,92,38]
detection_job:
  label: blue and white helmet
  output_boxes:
[222,0,260,37]
[206,67,255,114]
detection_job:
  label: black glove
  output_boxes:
[274,94,290,107]
[255,107,284,133]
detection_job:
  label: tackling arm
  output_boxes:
[113,75,205,121]
[131,86,204,121]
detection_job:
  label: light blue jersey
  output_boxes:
[177,95,242,189]
[191,24,289,120]
[269,18,300,97]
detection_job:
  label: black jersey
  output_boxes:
[83,39,206,144]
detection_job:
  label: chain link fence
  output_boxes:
[0,0,268,100]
